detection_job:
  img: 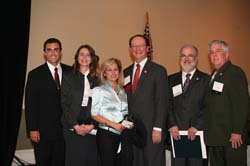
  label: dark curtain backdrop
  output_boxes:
[1,0,31,166]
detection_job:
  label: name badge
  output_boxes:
[172,84,183,97]
[124,75,131,86]
[121,120,134,129]
[212,81,224,93]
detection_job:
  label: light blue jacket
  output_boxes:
[91,81,128,134]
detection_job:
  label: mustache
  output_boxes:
[181,61,197,71]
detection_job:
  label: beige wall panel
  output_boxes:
[17,0,250,149]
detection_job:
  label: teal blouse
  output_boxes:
[91,81,128,124]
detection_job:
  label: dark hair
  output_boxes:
[43,38,62,51]
[73,45,99,76]
[129,34,149,47]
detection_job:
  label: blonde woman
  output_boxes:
[91,58,131,166]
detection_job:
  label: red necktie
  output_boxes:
[54,67,60,90]
[132,64,140,93]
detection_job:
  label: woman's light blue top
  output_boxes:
[91,81,128,134]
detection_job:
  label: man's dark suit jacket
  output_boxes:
[124,59,169,166]
[61,70,99,129]
[204,61,250,146]
[168,69,209,130]
[25,63,72,140]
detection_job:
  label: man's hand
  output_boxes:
[230,133,243,149]
[169,126,181,140]
[152,130,162,144]
[187,127,197,141]
[30,131,40,143]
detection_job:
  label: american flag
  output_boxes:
[144,12,153,60]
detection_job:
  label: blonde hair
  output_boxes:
[100,58,124,87]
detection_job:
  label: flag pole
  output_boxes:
[144,11,153,60]
[146,11,149,24]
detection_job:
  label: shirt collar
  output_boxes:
[182,68,196,80]
[134,58,148,70]
[104,81,120,90]
[83,69,90,76]
[47,61,61,73]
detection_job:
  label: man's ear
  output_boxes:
[225,52,230,60]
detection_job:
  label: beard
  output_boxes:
[181,60,197,72]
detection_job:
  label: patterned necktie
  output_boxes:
[54,67,60,90]
[183,73,191,93]
[132,64,140,94]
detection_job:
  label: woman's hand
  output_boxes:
[111,122,126,132]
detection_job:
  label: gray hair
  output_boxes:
[208,40,229,53]
[179,44,199,57]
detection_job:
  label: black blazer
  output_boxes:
[25,63,72,139]
[204,61,250,146]
[124,60,169,131]
[61,70,99,129]
[168,69,209,130]
[124,60,169,166]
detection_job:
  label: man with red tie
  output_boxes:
[25,38,71,166]
[124,34,169,166]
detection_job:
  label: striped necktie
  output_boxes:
[183,73,191,93]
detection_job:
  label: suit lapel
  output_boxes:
[210,61,231,88]
[175,72,182,86]
[124,65,134,97]
[76,72,84,90]
[186,70,201,92]
[128,65,134,86]
[43,63,59,90]
[170,72,183,98]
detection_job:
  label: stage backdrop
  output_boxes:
[17,0,250,150]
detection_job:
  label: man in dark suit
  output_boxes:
[124,34,169,166]
[168,44,209,166]
[25,38,71,166]
[204,40,250,166]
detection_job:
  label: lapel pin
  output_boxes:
[196,77,199,81]
[219,72,223,76]
[144,70,147,74]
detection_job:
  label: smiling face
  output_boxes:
[104,63,120,84]
[209,43,229,70]
[77,48,92,68]
[179,46,198,72]
[44,43,62,66]
[130,36,149,63]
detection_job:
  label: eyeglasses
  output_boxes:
[179,54,196,59]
